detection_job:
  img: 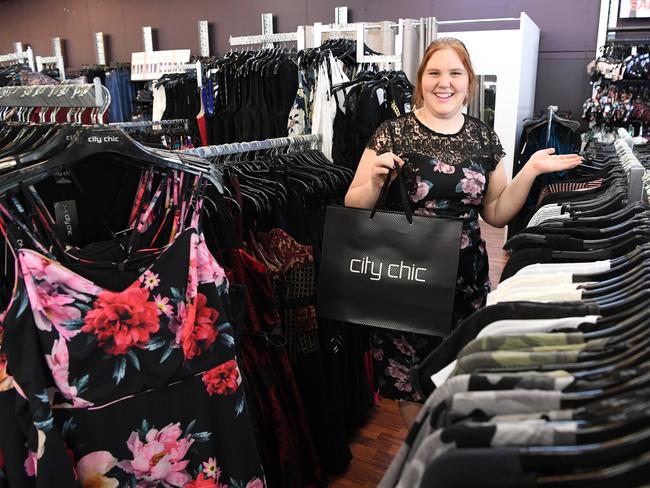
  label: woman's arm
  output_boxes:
[344,148,404,209]
[481,148,583,228]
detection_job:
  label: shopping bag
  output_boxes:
[317,163,462,336]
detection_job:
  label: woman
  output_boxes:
[344,38,583,427]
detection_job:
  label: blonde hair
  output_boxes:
[414,37,477,108]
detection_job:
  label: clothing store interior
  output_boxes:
[2,0,650,486]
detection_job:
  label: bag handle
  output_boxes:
[370,160,414,224]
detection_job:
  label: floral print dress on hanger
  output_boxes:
[2,218,266,486]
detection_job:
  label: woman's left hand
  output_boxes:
[526,148,583,176]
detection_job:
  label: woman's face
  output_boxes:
[420,47,469,120]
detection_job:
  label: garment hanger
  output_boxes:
[0,126,224,198]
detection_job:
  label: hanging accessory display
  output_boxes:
[317,162,462,336]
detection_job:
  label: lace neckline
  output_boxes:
[411,110,467,137]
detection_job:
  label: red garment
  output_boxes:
[197,114,208,147]
[226,248,326,488]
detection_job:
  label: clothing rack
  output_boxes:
[641,168,650,204]
[229,13,306,50]
[604,38,650,45]
[110,118,189,130]
[0,77,109,124]
[312,20,405,67]
[0,47,35,71]
[182,134,322,158]
[35,55,66,80]
[35,37,66,80]
[0,77,107,109]
[614,138,646,202]
[229,31,305,49]
[155,60,203,88]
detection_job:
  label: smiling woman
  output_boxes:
[344,37,583,429]
[415,38,475,126]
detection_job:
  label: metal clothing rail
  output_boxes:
[111,119,189,130]
[229,12,305,50]
[229,32,303,48]
[182,134,322,158]
[614,138,646,202]
[35,55,66,80]
[154,61,203,88]
[313,21,405,67]
[437,16,521,25]
[0,47,35,71]
[0,77,107,109]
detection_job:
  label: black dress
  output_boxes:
[365,112,505,402]
[0,164,266,486]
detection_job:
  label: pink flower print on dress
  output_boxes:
[196,237,227,288]
[392,336,416,356]
[139,270,160,291]
[20,251,101,298]
[461,197,482,206]
[75,451,119,488]
[395,379,413,393]
[385,359,409,382]
[202,457,220,479]
[433,160,456,174]
[246,478,265,488]
[30,280,83,341]
[24,450,37,477]
[414,208,437,217]
[117,422,193,487]
[411,177,433,203]
[154,295,173,318]
[457,168,486,198]
[45,338,93,407]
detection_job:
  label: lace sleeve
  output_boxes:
[488,126,506,170]
[366,120,394,155]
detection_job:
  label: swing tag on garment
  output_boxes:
[56,169,72,185]
[54,200,82,245]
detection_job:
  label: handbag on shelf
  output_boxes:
[317,162,462,336]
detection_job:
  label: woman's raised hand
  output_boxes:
[370,152,405,190]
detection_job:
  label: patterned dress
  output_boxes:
[1,224,266,485]
[366,112,505,402]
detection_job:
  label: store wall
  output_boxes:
[0,0,600,125]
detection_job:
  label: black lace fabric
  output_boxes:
[367,112,504,167]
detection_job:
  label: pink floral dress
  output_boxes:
[1,196,266,486]
[365,112,505,402]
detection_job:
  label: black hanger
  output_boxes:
[0,126,224,197]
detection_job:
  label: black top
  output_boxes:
[419,448,538,488]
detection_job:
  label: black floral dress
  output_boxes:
[366,112,505,402]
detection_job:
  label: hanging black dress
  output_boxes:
[365,112,505,402]
[0,161,266,488]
